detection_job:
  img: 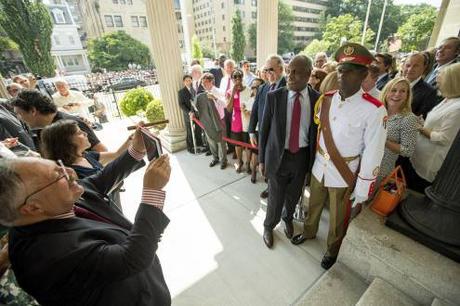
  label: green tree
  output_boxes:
[0,0,55,76]
[191,35,203,63]
[278,0,295,54]
[396,7,437,52]
[87,31,150,71]
[248,23,257,54]
[322,14,375,53]
[231,10,245,62]
[302,39,330,58]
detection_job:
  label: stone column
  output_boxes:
[145,0,186,152]
[427,0,449,48]
[256,0,278,69]
[0,75,9,99]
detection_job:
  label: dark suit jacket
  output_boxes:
[247,76,286,134]
[209,67,224,88]
[411,78,438,118]
[178,86,195,115]
[376,73,391,90]
[425,58,458,88]
[259,86,320,177]
[0,104,35,150]
[9,151,171,306]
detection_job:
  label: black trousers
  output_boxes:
[224,109,234,153]
[397,156,431,194]
[264,147,309,229]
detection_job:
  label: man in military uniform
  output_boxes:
[291,43,387,270]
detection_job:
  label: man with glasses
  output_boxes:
[0,126,173,305]
[248,55,286,199]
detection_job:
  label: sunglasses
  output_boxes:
[20,160,73,207]
[232,75,243,80]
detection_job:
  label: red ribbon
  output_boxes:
[191,116,258,150]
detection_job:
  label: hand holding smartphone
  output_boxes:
[140,127,163,161]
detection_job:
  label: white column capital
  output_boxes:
[257,0,279,69]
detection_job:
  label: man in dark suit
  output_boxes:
[1,128,172,306]
[209,55,226,88]
[178,74,204,153]
[374,53,393,90]
[424,37,460,88]
[248,55,286,199]
[402,52,438,118]
[259,55,320,248]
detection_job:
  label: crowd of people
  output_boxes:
[0,35,459,305]
[179,36,460,269]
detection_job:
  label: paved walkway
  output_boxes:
[96,119,331,306]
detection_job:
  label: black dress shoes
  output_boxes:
[284,221,293,239]
[205,151,212,156]
[263,228,273,249]
[260,188,269,199]
[209,159,219,167]
[291,234,308,245]
[321,255,337,270]
[220,161,227,169]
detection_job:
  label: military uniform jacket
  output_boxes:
[312,89,387,199]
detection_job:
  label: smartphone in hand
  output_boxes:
[140,127,163,161]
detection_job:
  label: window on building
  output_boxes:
[68,35,75,45]
[53,35,60,45]
[114,15,123,27]
[251,0,257,6]
[222,14,225,20]
[131,16,139,27]
[221,2,224,9]
[234,0,244,4]
[223,37,226,42]
[112,0,118,4]
[127,0,133,4]
[139,16,147,27]
[52,9,65,24]
[252,11,256,18]
[120,0,126,4]
[223,26,225,32]
[241,11,245,18]
[104,15,114,27]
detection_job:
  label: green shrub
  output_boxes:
[119,88,154,116]
[145,98,166,129]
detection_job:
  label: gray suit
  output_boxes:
[195,92,227,162]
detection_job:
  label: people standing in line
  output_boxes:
[259,55,320,249]
[376,78,418,187]
[219,59,236,156]
[241,60,256,87]
[403,62,460,193]
[248,55,286,200]
[402,52,439,118]
[291,43,387,271]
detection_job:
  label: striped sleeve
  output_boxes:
[128,145,145,161]
[141,188,166,210]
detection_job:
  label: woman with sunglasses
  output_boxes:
[227,69,252,173]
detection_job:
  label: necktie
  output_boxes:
[270,83,276,91]
[289,92,301,153]
[74,205,114,226]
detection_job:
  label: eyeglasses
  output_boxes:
[20,160,72,207]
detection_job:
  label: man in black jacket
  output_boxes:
[259,55,320,248]
[0,127,172,306]
[402,52,438,118]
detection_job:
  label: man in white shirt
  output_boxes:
[219,59,236,154]
[52,79,93,119]
[241,60,256,87]
[291,43,387,270]
[424,37,460,88]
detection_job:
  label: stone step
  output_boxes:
[431,297,456,306]
[356,277,418,306]
[293,262,367,306]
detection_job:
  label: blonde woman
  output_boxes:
[319,71,339,94]
[405,63,460,192]
[378,77,418,183]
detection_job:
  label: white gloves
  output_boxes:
[350,191,367,208]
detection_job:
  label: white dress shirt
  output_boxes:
[411,97,460,182]
[285,86,311,149]
[312,89,388,199]
[219,75,234,98]
[207,86,227,119]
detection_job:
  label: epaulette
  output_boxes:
[362,92,383,108]
[325,90,338,97]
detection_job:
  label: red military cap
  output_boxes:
[334,42,374,67]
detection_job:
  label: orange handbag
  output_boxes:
[371,166,406,217]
